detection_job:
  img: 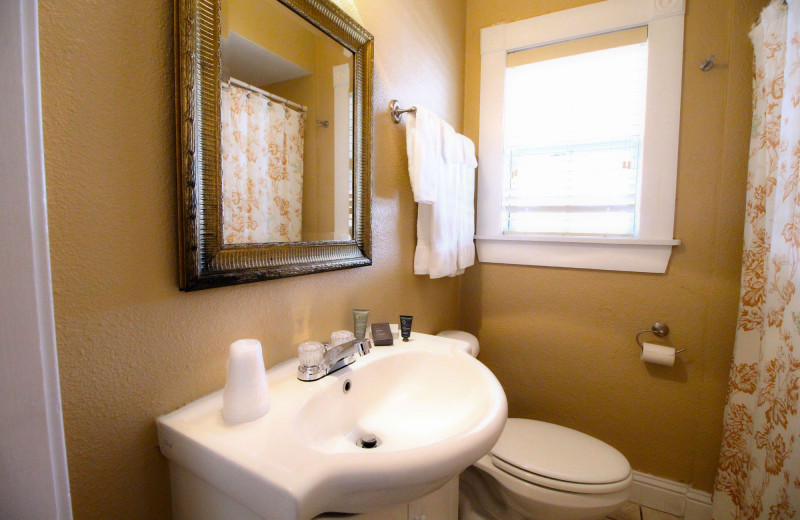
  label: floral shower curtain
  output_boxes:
[220,83,305,244]
[713,1,800,519]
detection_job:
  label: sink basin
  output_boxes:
[157,332,507,520]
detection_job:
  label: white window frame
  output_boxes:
[476,0,684,273]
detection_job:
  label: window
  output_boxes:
[504,28,647,237]
[476,0,684,273]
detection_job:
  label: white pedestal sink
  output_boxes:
[157,332,507,520]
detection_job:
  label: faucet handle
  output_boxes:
[298,341,324,368]
[331,330,356,347]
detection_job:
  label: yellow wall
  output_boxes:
[309,36,352,239]
[37,0,466,518]
[461,0,765,492]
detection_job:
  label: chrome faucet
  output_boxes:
[297,338,372,382]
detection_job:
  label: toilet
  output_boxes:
[437,331,632,520]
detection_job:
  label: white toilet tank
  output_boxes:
[437,330,480,357]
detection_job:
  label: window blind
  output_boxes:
[502,31,648,237]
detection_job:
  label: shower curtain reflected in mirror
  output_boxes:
[221,83,305,244]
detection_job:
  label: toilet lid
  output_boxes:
[490,419,631,486]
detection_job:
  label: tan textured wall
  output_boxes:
[461,0,765,492]
[38,0,466,518]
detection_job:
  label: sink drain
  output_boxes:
[356,433,381,449]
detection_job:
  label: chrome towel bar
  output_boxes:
[389,99,416,123]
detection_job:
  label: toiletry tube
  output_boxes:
[222,339,270,423]
[640,342,676,367]
[353,309,369,339]
[400,315,413,342]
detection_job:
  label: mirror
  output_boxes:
[175,0,373,291]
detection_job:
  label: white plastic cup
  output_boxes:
[389,323,400,339]
[222,339,271,423]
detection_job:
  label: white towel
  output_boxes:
[406,108,477,278]
[406,106,440,204]
[413,120,457,278]
[456,134,477,273]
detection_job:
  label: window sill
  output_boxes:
[475,235,680,273]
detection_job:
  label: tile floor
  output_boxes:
[607,501,683,520]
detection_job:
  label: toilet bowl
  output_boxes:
[437,331,632,520]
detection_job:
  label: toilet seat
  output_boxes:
[489,419,632,494]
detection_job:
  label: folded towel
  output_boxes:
[407,107,477,278]
[441,119,460,164]
[457,134,476,272]
[406,106,440,204]
[460,133,478,169]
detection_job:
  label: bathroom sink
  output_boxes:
[157,332,507,520]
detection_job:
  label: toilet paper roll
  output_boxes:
[640,342,676,367]
[222,339,271,423]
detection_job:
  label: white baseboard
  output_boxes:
[631,472,712,520]
[684,489,713,520]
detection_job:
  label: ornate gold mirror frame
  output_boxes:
[175,0,373,291]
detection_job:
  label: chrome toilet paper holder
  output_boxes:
[635,322,686,353]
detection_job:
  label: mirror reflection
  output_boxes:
[220,0,354,245]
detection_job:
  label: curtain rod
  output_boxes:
[224,78,308,113]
